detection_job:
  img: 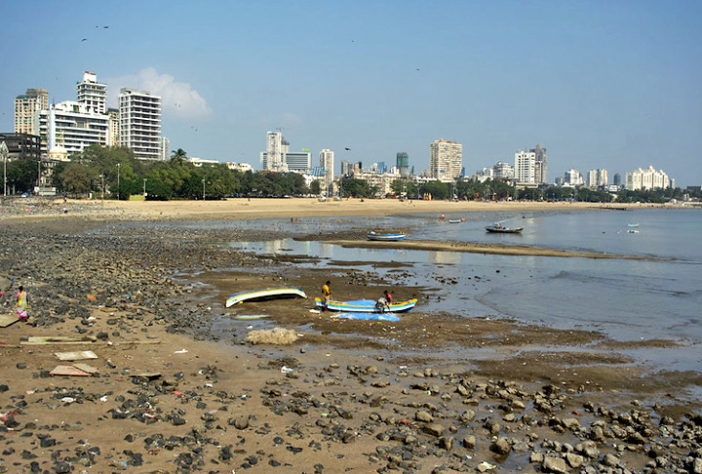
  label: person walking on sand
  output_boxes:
[16,285,28,320]
[321,281,331,311]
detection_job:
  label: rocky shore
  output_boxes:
[0,203,700,473]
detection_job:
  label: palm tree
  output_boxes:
[170,148,187,164]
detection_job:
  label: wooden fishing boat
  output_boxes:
[485,223,523,233]
[314,297,417,313]
[366,231,406,241]
[226,287,306,307]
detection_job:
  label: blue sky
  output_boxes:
[1,1,701,185]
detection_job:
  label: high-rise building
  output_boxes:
[319,149,334,189]
[429,139,462,182]
[531,144,547,184]
[118,88,162,160]
[613,173,621,186]
[625,166,670,190]
[41,101,109,155]
[514,150,536,183]
[159,136,170,161]
[396,152,409,178]
[77,71,107,114]
[14,88,48,135]
[263,131,285,171]
[283,151,311,171]
[493,161,515,180]
[107,108,119,146]
[564,169,584,187]
[340,160,353,177]
[587,168,608,187]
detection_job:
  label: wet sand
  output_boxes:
[0,198,700,473]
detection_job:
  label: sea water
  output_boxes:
[227,209,702,350]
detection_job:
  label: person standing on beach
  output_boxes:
[16,285,28,320]
[321,281,331,311]
[376,289,392,312]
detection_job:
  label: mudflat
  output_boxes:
[0,197,699,473]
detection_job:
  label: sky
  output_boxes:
[1,0,701,185]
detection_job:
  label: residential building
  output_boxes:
[77,71,107,114]
[14,88,48,135]
[625,166,670,191]
[262,130,285,171]
[613,173,622,186]
[340,160,353,177]
[319,148,334,189]
[225,162,253,173]
[187,157,219,167]
[118,88,162,160]
[532,144,548,184]
[396,152,409,178]
[107,108,119,146]
[430,139,462,183]
[563,169,584,187]
[0,133,41,161]
[493,161,515,180]
[474,167,494,183]
[587,168,608,187]
[514,149,536,183]
[159,136,170,161]
[41,101,109,155]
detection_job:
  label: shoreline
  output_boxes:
[0,200,700,472]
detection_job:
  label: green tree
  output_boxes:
[58,162,93,197]
[309,179,321,195]
[6,159,39,193]
[419,180,450,200]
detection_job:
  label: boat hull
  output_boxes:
[485,226,523,233]
[367,232,406,241]
[314,297,417,313]
[226,287,307,307]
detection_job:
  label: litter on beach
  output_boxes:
[54,351,98,361]
[49,365,94,377]
[174,349,188,353]
[0,315,20,328]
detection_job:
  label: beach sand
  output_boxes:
[0,197,699,473]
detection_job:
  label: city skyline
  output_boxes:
[1,1,701,185]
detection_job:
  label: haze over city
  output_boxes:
[1,1,701,185]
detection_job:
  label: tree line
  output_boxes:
[3,145,699,203]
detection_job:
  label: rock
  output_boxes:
[603,453,619,467]
[542,456,568,473]
[423,423,444,437]
[415,410,433,423]
[530,451,544,463]
[16,363,26,369]
[566,453,584,469]
[0,384,7,392]
[438,436,453,450]
[692,457,702,474]
[561,417,580,429]
[234,415,249,430]
[490,437,511,455]
[462,435,476,449]
[459,409,476,423]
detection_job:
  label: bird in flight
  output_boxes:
[81,38,87,42]
[345,147,351,151]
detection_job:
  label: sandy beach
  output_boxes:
[0,197,700,473]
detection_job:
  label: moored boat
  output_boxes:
[314,297,417,313]
[226,287,307,307]
[485,223,523,233]
[367,231,406,241]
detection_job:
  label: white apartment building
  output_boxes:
[587,168,608,187]
[430,139,462,183]
[119,88,162,160]
[474,167,494,183]
[564,168,584,186]
[493,161,515,180]
[40,101,109,155]
[159,136,170,161]
[77,71,107,114]
[514,150,536,183]
[14,88,48,135]
[107,108,119,146]
[263,131,285,171]
[625,166,670,190]
[225,162,253,173]
[319,148,334,189]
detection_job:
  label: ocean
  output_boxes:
[228,208,702,372]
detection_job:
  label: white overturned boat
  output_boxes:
[226,287,307,307]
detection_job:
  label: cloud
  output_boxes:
[105,68,210,120]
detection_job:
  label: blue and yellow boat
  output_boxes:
[314,297,417,313]
[366,231,406,241]
[226,287,307,307]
